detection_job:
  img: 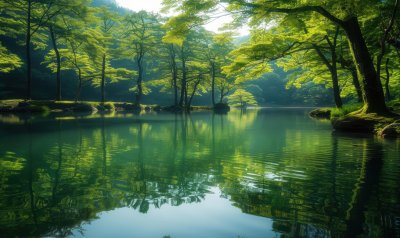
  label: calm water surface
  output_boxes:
[0,108,399,238]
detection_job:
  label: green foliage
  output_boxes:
[1,0,400,108]
[162,0,400,113]
[0,44,22,73]
[121,11,164,101]
[228,88,258,108]
[331,103,363,118]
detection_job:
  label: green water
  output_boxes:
[0,108,399,238]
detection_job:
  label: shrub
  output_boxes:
[331,103,362,118]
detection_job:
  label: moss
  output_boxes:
[309,108,331,119]
[191,106,213,110]
[1,100,212,115]
[163,105,185,112]
[378,123,400,138]
[330,103,363,118]
[332,112,398,134]
[387,100,400,113]
[97,102,115,112]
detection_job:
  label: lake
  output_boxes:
[0,108,399,238]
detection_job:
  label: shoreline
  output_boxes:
[309,107,400,138]
[2,100,399,138]
[0,99,216,114]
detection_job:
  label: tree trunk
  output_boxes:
[179,56,187,107]
[313,43,342,108]
[169,45,179,106]
[184,84,188,107]
[331,72,343,108]
[385,58,391,101]
[173,71,178,106]
[350,68,363,103]
[188,79,201,108]
[342,17,387,114]
[101,54,106,104]
[338,50,362,102]
[26,0,32,100]
[49,26,61,101]
[135,55,144,105]
[330,32,343,108]
[211,62,216,106]
[172,61,178,106]
[377,0,398,103]
[75,68,82,102]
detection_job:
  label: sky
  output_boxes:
[115,0,249,35]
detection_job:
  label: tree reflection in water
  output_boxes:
[0,109,399,237]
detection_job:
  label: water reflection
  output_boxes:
[0,109,399,237]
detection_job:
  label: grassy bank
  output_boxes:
[0,99,215,114]
[309,101,400,138]
[0,99,160,114]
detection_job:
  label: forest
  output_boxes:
[1,1,400,237]
[1,0,399,114]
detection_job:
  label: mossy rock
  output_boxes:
[0,105,13,112]
[309,108,331,119]
[97,103,115,112]
[132,104,142,112]
[213,103,230,113]
[163,105,184,112]
[332,113,397,133]
[103,103,115,111]
[332,117,377,133]
[71,103,96,112]
[114,103,139,111]
[13,102,50,113]
[153,105,162,112]
[378,123,400,138]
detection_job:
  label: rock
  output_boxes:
[332,113,397,134]
[17,102,30,107]
[114,103,140,112]
[309,108,331,119]
[332,116,379,133]
[132,104,142,112]
[213,103,230,114]
[379,123,400,138]
[163,105,184,112]
[0,106,13,112]
[103,103,115,111]
[153,105,162,112]
[72,104,96,112]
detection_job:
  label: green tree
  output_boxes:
[228,88,258,108]
[0,2,23,73]
[95,7,134,103]
[3,0,66,99]
[43,0,91,100]
[0,43,22,73]
[205,33,235,106]
[122,11,162,105]
[164,0,400,114]
[148,42,180,106]
[43,22,100,102]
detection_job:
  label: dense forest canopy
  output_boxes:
[0,0,399,111]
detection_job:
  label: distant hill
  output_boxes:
[233,35,250,45]
[92,0,117,7]
[92,0,131,14]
